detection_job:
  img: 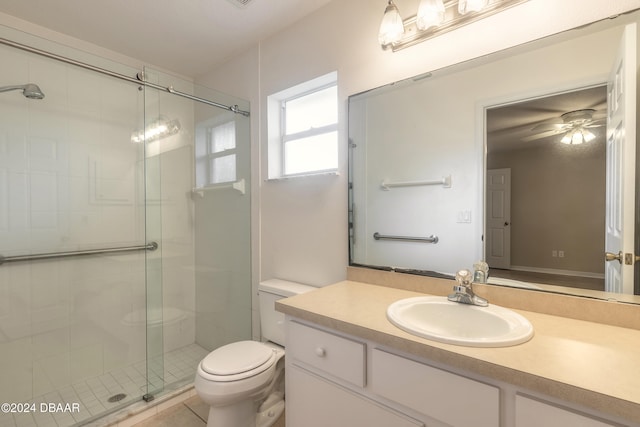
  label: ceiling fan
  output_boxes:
[522,108,606,144]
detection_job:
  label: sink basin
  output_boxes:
[387,296,533,347]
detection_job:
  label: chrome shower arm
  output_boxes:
[0,85,25,93]
[0,83,45,99]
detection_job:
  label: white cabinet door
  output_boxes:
[515,395,618,427]
[371,348,500,427]
[287,366,424,427]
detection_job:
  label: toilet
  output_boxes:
[195,279,315,427]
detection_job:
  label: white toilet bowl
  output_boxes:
[195,340,285,427]
[194,279,315,427]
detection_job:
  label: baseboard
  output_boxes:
[508,265,604,279]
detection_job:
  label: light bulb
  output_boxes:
[417,0,445,30]
[571,131,584,145]
[458,0,489,15]
[378,0,405,47]
[582,129,596,142]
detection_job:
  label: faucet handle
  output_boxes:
[455,269,472,286]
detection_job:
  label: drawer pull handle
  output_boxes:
[315,347,326,357]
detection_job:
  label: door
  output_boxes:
[605,23,637,294]
[486,168,511,269]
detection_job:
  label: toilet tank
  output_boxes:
[259,279,316,346]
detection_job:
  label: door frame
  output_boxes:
[477,79,612,271]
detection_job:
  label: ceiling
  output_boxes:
[0,0,333,78]
[487,85,608,153]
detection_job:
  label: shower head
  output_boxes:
[22,84,45,99]
[0,83,45,99]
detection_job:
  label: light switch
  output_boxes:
[456,210,472,223]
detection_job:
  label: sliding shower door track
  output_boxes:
[0,37,249,116]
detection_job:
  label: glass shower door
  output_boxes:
[140,66,252,400]
[0,26,251,427]
[0,27,151,426]
[142,76,165,400]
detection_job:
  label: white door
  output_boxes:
[605,23,636,294]
[486,168,511,269]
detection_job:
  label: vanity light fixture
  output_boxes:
[379,0,529,51]
[378,0,405,47]
[131,116,181,143]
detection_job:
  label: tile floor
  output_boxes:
[0,344,209,427]
[130,396,285,427]
[131,396,208,427]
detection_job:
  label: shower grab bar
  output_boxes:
[0,242,158,265]
[381,175,451,190]
[373,232,439,244]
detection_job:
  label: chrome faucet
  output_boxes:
[447,269,488,307]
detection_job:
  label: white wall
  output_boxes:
[197,0,640,294]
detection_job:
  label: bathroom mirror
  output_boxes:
[348,8,640,303]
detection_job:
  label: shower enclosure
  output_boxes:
[0,24,251,427]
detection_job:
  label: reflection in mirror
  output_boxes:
[485,86,607,292]
[348,8,640,303]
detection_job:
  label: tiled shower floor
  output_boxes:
[0,344,209,427]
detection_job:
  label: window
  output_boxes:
[267,72,338,179]
[208,120,236,184]
[195,115,237,188]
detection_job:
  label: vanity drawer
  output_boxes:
[288,320,366,387]
[371,349,500,427]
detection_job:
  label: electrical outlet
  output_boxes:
[558,250,565,258]
[552,250,557,257]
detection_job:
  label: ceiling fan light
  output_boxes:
[582,129,596,142]
[417,0,445,30]
[379,0,405,47]
[560,132,573,144]
[571,130,584,145]
[560,126,597,145]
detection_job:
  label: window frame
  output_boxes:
[195,112,238,189]
[267,71,338,180]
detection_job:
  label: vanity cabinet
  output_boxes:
[285,317,634,427]
[287,367,424,427]
[287,319,366,387]
[515,395,619,427]
[371,348,500,426]
[286,320,423,427]
[286,319,497,427]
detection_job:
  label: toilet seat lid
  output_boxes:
[201,341,274,377]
